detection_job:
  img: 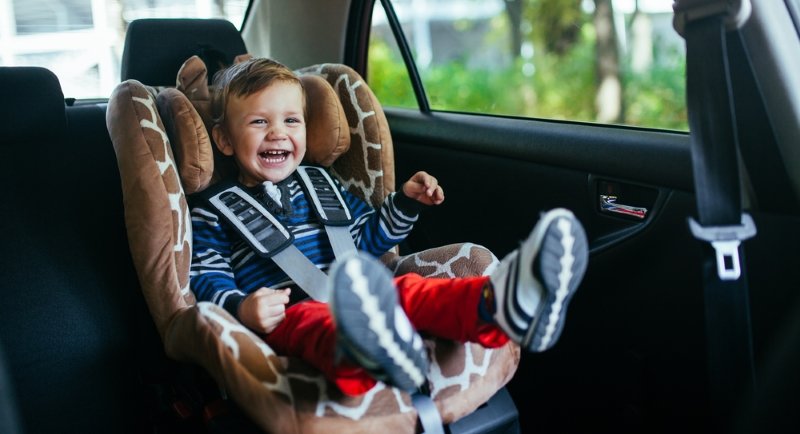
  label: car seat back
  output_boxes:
[107,18,519,433]
[121,18,247,87]
[0,66,159,433]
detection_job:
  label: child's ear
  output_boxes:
[212,124,234,156]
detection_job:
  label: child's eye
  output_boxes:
[286,118,301,124]
[251,119,267,125]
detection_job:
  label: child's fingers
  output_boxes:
[273,288,291,305]
[433,185,445,203]
[403,180,426,198]
[257,287,291,305]
[427,179,439,196]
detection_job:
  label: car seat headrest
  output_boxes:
[120,18,247,86]
[0,67,67,144]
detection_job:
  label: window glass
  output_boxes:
[0,0,248,99]
[368,2,417,109]
[368,0,687,130]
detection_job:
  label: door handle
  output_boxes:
[600,195,648,219]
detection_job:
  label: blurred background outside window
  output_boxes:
[0,0,247,99]
[368,0,687,130]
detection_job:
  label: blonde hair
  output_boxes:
[210,58,304,127]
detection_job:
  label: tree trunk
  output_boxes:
[505,0,523,58]
[594,0,622,123]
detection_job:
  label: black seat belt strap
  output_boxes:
[675,0,756,430]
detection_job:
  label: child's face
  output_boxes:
[213,81,306,186]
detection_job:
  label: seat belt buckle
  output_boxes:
[688,213,756,281]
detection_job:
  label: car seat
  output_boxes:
[107,18,520,433]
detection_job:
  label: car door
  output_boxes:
[342,1,800,432]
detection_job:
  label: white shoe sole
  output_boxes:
[329,253,428,391]
[498,208,588,352]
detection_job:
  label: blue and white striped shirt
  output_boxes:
[189,173,420,316]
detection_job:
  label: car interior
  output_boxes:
[1,0,799,433]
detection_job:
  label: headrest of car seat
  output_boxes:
[120,18,247,87]
[0,67,66,144]
[158,55,350,193]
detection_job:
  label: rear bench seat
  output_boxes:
[0,66,165,433]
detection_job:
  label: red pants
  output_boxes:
[263,273,509,395]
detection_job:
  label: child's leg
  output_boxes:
[489,208,589,352]
[395,208,588,353]
[392,273,509,348]
[263,301,377,396]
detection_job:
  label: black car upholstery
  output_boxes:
[121,18,247,86]
[0,66,162,433]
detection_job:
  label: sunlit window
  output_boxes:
[368,0,687,130]
[0,0,248,99]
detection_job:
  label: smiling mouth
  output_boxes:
[259,150,290,164]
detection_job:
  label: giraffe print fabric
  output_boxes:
[107,63,519,433]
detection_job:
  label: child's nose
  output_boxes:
[267,124,288,139]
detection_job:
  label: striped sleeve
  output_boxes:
[343,188,421,257]
[189,205,246,317]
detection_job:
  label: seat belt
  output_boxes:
[412,392,444,434]
[674,0,756,430]
[204,166,356,302]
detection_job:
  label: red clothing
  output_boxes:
[263,273,509,395]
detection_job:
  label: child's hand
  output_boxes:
[238,288,292,334]
[403,171,445,205]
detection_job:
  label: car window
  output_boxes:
[0,0,248,99]
[368,0,688,130]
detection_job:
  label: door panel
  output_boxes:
[366,0,800,430]
[387,107,711,432]
[388,109,692,252]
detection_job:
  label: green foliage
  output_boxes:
[367,40,417,109]
[525,0,585,55]
[423,59,526,115]
[622,46,688,130]
[527,26,596,121]
[367,6,687,131]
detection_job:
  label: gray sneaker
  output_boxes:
[490,208,589,352]
[329,252,429,392]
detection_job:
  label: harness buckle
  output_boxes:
[688,213,756,281]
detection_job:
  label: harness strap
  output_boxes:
[204,167,357,302]
[411,392,444,434]
[296,166,357,258]
[205,183,329,302]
